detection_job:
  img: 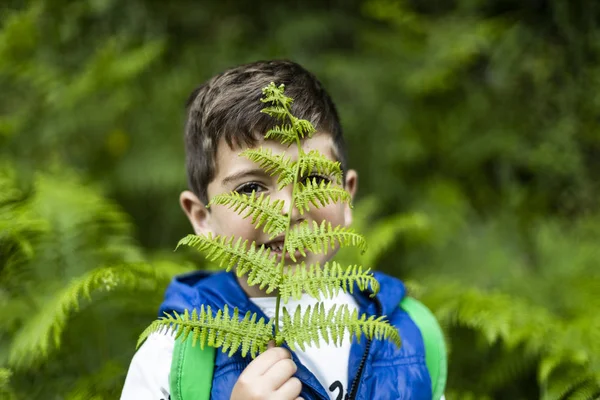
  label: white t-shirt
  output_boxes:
[251,292,359,400]
[121,330,174,399]
[121,292,359,400]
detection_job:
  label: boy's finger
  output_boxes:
[263,358,298,389]
[273,376,302,399]
[241,347,291,377]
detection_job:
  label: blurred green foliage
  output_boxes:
[1,0,599,398]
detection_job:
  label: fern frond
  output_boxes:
[542,368,600,400]
[64,360,124,400]
[292,117,316,138]
[139,305,273,358]
[240,148,295,189]
[0,368,11,389]
[0,367,15,400]
[177,234,281,293]
[264,124,299,145]
[294,178,351,214]
[260,82,293,110]
[8,262,180,368]
[285,221,367,261]
[277,303,400,351]
[297,150,343,185]
[279,262,378,302]
[261,106,289,121]
[260,83,315,143]
[208,192,287,238]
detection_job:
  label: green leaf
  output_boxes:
[8,263,179,368]
[208,191,287,238]
[294,178,351,214]
[296,150,343,185]
[177,234,282,293]
[279,262,379,302]
[285,221,367,262]
[0,368,12,389]
[139,305,273,358]
[264,124,298,145]
[277,303,401,351]
[240,148,295,190]
[260,82,293,110]
[260,106,289,122]
[292,117,316,139]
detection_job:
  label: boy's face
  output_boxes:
[180,133,358,286]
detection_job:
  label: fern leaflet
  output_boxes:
[260,82,316,143]
[276,303,401,351]
[292,117,316,138]
[264,124,299,145]
[285,220,367,262]
[260,82,293,110]
[297,150,343,185]
[279,262,379,302]
[295,178,351,214]
[177,234,281,293]
[8,262,181,368]
[261,106,290,122]
[240,148,295,189]
[138,305,273,358]
[208,191,287,238]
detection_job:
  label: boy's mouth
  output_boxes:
[265,240,284,252]
[262,238,304,261]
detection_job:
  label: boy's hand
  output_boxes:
[230,342,303,400]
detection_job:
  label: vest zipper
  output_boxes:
[347,297,382,400]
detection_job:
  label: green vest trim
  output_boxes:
[169,297,447,400]
[399,297,447,400]
[169,337,215,400]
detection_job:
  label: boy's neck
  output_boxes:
[236,275,275,298]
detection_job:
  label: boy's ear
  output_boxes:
[343,169,358,227]
[180,190,213,236]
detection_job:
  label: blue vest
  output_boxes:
[160,270,434,400]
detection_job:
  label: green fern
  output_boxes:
[142,82,398,357]
[0,368,15,400]
[276,303,401,351]
[285,220,367,262]
[240,148,295,189]
[208,191,288,238]
[295,150,343,185]
[0,368,11,389]
[139,305,273,358]
[295,178,351,214]
[279,262,379,302]
[177,233,281,293]
[260,82,293,110]
[263,123,302,145]
[8,262,184,368]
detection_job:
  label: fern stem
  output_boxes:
[274,114,303,345]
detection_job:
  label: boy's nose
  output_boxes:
[274,189,304,225]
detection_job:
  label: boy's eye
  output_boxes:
[235,182,265,195]
[302,174,331,186]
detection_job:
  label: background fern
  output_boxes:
[0,165,190,398]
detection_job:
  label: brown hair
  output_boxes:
[184,60,347,204]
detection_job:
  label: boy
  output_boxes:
[121,60,442,399]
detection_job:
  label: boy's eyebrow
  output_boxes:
[221,168,269,186]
